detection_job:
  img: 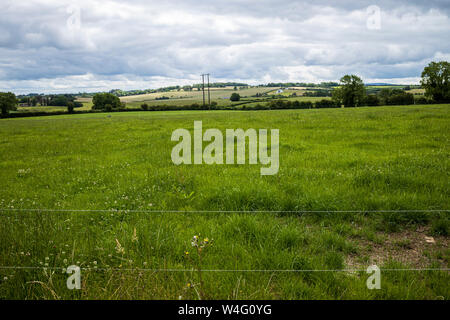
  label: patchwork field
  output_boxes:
[0,104,449,299]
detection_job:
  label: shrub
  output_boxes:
[314,99,340,108]
[365,94,380,106]
[230,93,241,101]
[141,103,148,110]
[414,97,433,105]
[387,92,414,105]
[67,102,74,114]
[298,101,313,109]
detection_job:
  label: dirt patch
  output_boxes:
[347,226,449,269]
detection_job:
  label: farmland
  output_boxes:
[16,86,330,113]
[0,104,449,299]
[13,85,426,114]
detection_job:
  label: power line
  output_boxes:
[207,73,210,109]
[201,74,205,108]
[201,74,211,109]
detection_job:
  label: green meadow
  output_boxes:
[0,104,449,299]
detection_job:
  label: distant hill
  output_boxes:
[365,83,405,86]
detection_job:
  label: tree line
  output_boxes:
[1,61,449,116]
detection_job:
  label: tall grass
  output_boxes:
[0,105,448,299]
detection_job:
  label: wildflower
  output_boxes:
[191,235,199,247]
[63,259,68,264]
[3,276,8,281]
[187,283,191,288]
[93,261,97,265]
[185,251,189,256]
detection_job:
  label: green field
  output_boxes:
[0,105,449,299]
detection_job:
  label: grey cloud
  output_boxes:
[0,0,449,93]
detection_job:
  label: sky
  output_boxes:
[1,0,449,94]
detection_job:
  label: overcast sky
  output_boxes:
[1,0,449,94]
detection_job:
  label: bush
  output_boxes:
[314,99,340,108]
[386,92,414,105]
[365,94,380,106]
[298,101,313,109]
[414,97,432,105]
[141,103,149,110]
[230,93,241,101]
[67,102,74,114]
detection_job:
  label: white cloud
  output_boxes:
[0,0,449,93]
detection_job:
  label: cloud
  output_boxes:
[0,0,449,93]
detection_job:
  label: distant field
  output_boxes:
[73,87,324,110]
[13,86,427,114]
[15,106,68,113]
[0,104,448,299]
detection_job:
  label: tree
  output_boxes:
[420,61,450,103]
[48,95,70,106]
[332,75,366,107]
[314,99,340,109]
[92,93,121,110]
[0,92,18,115]
[67,101,74,114]
[365,94,380,106]
[230,93,240,101]
[386,92,414,105]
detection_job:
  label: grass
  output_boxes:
[0,104,449,299]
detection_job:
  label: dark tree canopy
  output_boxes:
[421,61,450,103]
[332,75,366,108]
[92,93,122,110]
[0,92,18,115]
[230,93,241,101]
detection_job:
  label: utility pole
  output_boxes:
[201,74,205,109]
[207,73,210,109]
